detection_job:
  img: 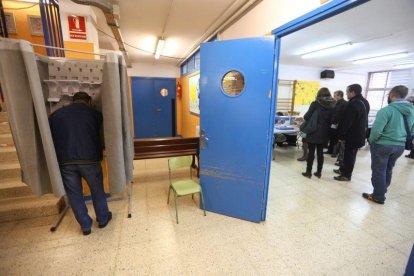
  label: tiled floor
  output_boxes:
[1,146,413,275]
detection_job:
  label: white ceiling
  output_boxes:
[280,0,414,73]
[96,0,250,64]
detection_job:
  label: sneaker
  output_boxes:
[333,169,341,174]
[98,212,112,229]
[362,193,384,204]
[333,175,350,181]
[83,229,91,236]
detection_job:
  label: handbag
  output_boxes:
[299,109,319,135]
[402,115,413,150]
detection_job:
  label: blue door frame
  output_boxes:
[260,0,371,220]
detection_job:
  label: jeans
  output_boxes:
[340,145,358,178]
[306,143,324,173]
[60,163,110,231]
[370,144,404,202]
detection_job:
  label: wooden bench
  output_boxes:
[134,137,200,175]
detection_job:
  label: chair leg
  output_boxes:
[200,191,206,216]
[167,185,172,204]
[174,192,179,224]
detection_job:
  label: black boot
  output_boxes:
[313,171,321,178]
[302,171,312,178]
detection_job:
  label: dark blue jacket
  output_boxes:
[49,103,103,165]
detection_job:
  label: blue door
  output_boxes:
[199,37,275,222]
[131,77,176,138]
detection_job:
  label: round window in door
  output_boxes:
[160,88,169,97]
[221,70,245,96]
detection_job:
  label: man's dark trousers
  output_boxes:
[60,163,109,232]
[340,146,358,179]
[370,144,404,202]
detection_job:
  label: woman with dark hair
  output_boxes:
[302,87,336,178]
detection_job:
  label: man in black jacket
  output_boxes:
[334,84,370,181]
[49,92,112,235]
[325,90,347,155]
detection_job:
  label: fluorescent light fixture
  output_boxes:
[352,52,409,64]
[393,63,414,69]
[301,42,353,59]
[154,38,165,59]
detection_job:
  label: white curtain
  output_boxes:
[0,38,134,196]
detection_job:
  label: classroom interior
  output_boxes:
[0,0,414,275]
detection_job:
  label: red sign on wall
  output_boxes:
[68,15,87,40]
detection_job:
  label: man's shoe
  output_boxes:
[405,154,414,159]
[331,153,338,158]
[333,175,350,181]
[333,169,341,174]
[362,193,384,204]
[98,212,112,229]
[302,172,312,178]
[83,229,91,236]
[313,172,321,178]
[334,161,341,166]
[324,151,332,155]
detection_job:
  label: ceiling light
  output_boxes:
[352,52,410,64]
[393,63,414,70]
[301,42,353,59]
[154,38,165,60]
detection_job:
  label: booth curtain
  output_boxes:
[0,38,134,196]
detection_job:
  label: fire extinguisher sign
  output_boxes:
[68,15,87,40]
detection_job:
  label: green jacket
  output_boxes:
[369,100,414,146]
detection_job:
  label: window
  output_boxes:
[366,70,412,112]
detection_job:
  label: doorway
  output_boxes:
[131,77,177,138]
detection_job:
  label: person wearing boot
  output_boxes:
[405,96,414,159]
[325,90,348,156]
[301,88,335,178]
[297,139,308,161]
[334,84,370,181]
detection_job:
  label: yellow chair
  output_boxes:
[167,156,206,224]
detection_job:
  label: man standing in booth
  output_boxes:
[49,92,112,235]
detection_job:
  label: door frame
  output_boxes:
[130,76,177,138]
[262,0,371,220]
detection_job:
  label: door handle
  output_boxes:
[200,129,208,149]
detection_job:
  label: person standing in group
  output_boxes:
[325,90,348,157]
[334,84,370,181]
[301,87,335,178]
[49,92,112,235]
[404,95,414,159]
[363,85,414,204]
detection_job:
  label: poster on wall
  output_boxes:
[293,80,320,106]
[68,15,87,40]
[189,74,200,115]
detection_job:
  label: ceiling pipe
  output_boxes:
[71,0,130,66]
[178,0,263,66]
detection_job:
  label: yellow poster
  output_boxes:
[294,80,320,106]
[189,74,200,115]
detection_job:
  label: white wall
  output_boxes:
[221,0,321,39]
[278,64,368,115]
[59,0,100,52]
[127,62,180,78]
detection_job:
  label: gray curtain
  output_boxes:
[0,38,134,196]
